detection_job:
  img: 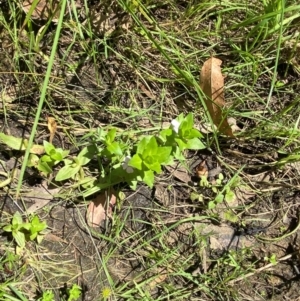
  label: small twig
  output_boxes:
[228,253,293,285]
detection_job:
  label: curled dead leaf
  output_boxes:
[195,161,208,179]
[86,189,117,228]
[47,116,57,144]
[200,57,234,137]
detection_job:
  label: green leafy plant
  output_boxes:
[66,284,81,301]
[37,290,55,301]
[1,113,206,195]
[87,112,206,192]
[39,141,69,174]
[55,145,95,181]
[128,136,172,187]
[27,215,48,244]
[2,212,47,248]
[159,113,205,160]
[191,173,239,209]
[28,141,69,176]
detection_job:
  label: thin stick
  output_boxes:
[228,253,293,285]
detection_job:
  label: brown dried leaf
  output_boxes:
[44,232,67,243]
[148,268,168,289]
[30,144,45,155]
[47,117,57,144]
[195,161,208,179]
[86,189,117,228]
[200,57,234,137]
[24,181,60,214]
[164,164,191,183]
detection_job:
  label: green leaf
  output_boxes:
[106,128,117,143]
[173,147,185,161]
[129,154,143,170]
[143,170,155,188]
[142,137,158,158]
[186,138,206,150]
[178,113,199,139]
[136,136,151,154]
[225,190,236,202]
[128,179,138,190]
[41,154,52,162]
[185,128,203,139]
[50,152,63,162]
[21,222,31,231]
[175,138,188,151]
[12,212,23,225]
[208,201,216,209]
[68,284,82,301]
[36,234,44,244]
[31,216,47,232]
[215,194,224,203]
[38,160,53,174]
[107,141,123,156]
[33,221,47,232]
[77,145,95,166]
[224,210,239,223]
[185,112,194,129]
[29,232,38,241]
[190,192,202,202]
[55,164,81,181]
[176,113,185,123]
[144,161,161,173]
[155,146,172,164]
[0,133,26,150]
[13,231,25,248]
[62,150,70,158]
[27,154,39,167]
[43,141,55,155]
[179,120,189,137]
[3,225,12,232]
[39,290,54,301]
[159,128,173,143]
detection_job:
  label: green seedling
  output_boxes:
[264,254,277,265]
[159,113,205,160]
[29,141,69,175]
[102,128,125,158]
[128,136,172,188]
[195,173,239,209]
[66,284,81,301]
[37,290,55,301]
[3,212,47,248]
[0,250,19,273]
[55,145,95,181]
[27,215,48,244]
[127,113,204,188]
